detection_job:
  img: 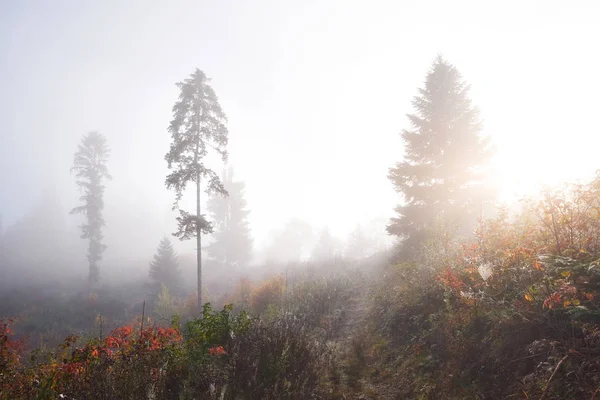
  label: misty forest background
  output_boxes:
[3,2,600,399]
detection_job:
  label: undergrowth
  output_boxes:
[7,176,600,398]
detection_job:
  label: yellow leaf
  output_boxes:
[572,299,581,306]
[524,293,534,301]
[563,300,571,307]
[561,271,571,278]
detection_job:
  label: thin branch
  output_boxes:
[591,384,600,400]
[506,352,546,365]
[539,354,569,400]
[140,300,146,336]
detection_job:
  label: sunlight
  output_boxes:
[491,134,598,205]
[4,1,600,398]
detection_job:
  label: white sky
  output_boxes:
[1,0,599,256]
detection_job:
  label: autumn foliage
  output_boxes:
[367,173,600,399]
[8,174,600,399]
[0,300,331,400]
[249,274,285,315]
[1,318,182,399]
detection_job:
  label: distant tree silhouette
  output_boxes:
[345,224,371,259]
[0,213,3,276]
[206,167,253,275]
[364,217,396,254]
[165,68,229,311]
[0,189,72,285]
[71,132,111,288]
[149,237,182,294]
[265,219,315,263]
[311,227,340,261]
[388,55,493,258]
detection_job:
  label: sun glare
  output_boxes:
[491,138,597,205]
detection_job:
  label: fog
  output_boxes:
[1,0,600,285]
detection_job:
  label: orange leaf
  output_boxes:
[585,292,594,301]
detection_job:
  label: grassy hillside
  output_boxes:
[5,178,600,399]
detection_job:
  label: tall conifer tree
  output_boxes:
[206,167,252,274]
[165,69,229,311]
[71,132,111,288]
[388,56,493,257]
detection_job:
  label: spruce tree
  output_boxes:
[71,132,111,288]
[388,56,492,258]
[149,237,182,294]
[165,69,229,311]
[206,167,252,274]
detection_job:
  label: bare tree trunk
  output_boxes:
[88,265,93,296]
[88,245,94,296]
[0,213,3,266]
[550,209,561,254]
[225,185,229,283]
[197,171,202,313]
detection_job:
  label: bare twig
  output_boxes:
[140,300,146,335]
[591,384,600,400]
[506,352,546,365]
[539,354,569,400]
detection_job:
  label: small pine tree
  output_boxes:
[149,237,182,294]
[153,283,181,321]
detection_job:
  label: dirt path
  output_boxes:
[330,274,397,399]
[336,277,371,349]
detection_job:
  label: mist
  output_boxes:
[3,2,600,398]
[0,0,596,288]
[0,0,597,298]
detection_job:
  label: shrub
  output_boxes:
[360,174,600,398]
[225,314,332,399]
[217,277,254,312]
[1,321,183,400]
[249,274,285,315]
[0,300,337,399]
[286,273,355,339]
[0,318,25,374]
[153,283,186,324]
